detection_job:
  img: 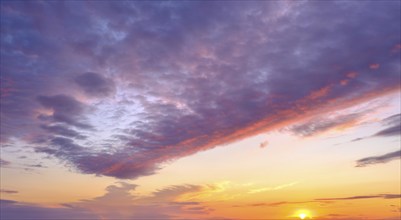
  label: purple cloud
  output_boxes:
[0,199,96,220]
[356,150,401,167]
[67,182,213,219]
[1,1,400,179]
[40,124,86,139]
[36,95,92,129]
[285,112,365,137]
[0,182,213,219]
[74,72,115,97]
[373,114,401,137]
[0,158,11,167]
[351,113,400,142]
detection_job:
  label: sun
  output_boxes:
[299,213,307,219]
[294,209,312,219]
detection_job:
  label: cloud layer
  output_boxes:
[1,1,400,179]
[0,182,213,219]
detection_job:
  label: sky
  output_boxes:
[0,0,400,219]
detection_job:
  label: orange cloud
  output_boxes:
[369,63,380,70]
[340,79,350,86]
[306,85,331,100]
[391,43,401,53]
[346,72,358,79]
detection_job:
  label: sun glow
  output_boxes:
[295,210,312,219]
[299,213,307,219]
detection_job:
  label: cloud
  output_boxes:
[25,163,47,168]
[248,181,298,194]
[317,214,362,220]
[233,200,333,208]
[374,124,401,137]
[74,72,115,97]
[0,199,97,220]
[356,150,401,167]
[352,113,400,142]
[40,124,86,139]
[369,63,380,70]
[1,1,400,179]
[316,194,401,201]
[0,182,213,219]
[0,158,11,167]
[0,189,18,194]
[259,140,269,148]
[285,112,365,137]
[36,95,92,129]
[235,193,400,209]
[374,113,401,137]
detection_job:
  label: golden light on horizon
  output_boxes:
[294,209,312,219]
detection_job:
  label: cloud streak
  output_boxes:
[248,182,298,194]
[0,189,18,194]
[285,112,366,137]
[356,150,401,167]
[351,113,400,142]
[316,194,401,201]
[235,193,401,208]
[0,158,10,167]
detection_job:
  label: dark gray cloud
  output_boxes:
[356,150,401,167]
[74,72,115,97]
[1,1,400,179]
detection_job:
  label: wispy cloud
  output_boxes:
[351,113,400,142]
[248,182,298,194]
[284,112,365,137]
[0,189,18,194]
[235,193,401,208]
[233,200,332,208]
[356,150,401,167]
[259,140,269,148]
[316,194,401,201]
[0,158,10,167]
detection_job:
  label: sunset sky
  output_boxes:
[0,1,400,219]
